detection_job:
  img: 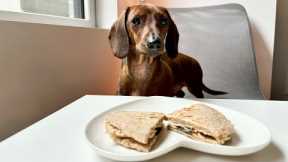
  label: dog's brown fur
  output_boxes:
[109,4,226,98]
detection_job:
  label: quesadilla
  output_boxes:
[105,111,165,152]
[167,104,234,144]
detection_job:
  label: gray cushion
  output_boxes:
[168,4,263,99]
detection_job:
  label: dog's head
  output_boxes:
[109,4,179,59]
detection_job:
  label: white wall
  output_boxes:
[0,20,120,140]
[95,0,117,28]
[0,0,119,141]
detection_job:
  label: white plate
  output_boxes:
[85,96,271,161]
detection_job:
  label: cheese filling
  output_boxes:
[171,123,217,141]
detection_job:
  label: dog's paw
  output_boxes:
[175,90,185,98]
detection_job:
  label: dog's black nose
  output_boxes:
[147,38,161,50]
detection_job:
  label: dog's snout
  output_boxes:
[147,38,161,50]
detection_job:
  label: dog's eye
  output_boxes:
[132,16,141,26]
[159,18,168,26]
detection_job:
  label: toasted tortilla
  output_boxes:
[105,111,165,152]
[106,123,162,152]
[167,104,233,144]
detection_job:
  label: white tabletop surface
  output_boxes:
[0,95,287,162]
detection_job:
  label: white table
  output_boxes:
[0,95,287,162]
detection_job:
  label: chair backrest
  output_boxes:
[169,4,263,99]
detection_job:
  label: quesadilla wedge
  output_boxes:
[167,104,234,144]
[105,111,165,152]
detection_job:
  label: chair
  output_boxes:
[169,4,263,99]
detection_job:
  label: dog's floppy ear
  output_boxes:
[164,10,179,58]
[108,7,130,58]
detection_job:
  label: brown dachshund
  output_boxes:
[108,4,226,98]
